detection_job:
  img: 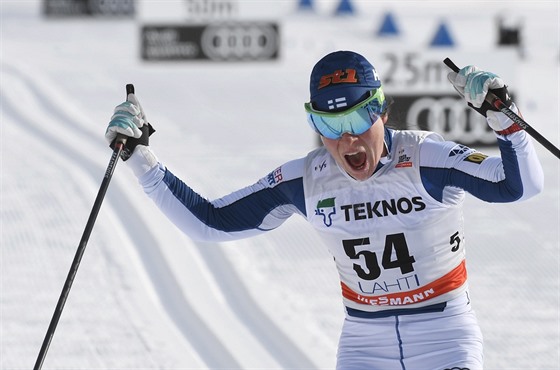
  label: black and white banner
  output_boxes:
[141,22,280,62]
[386,95,496,146]
[43,0,135,17]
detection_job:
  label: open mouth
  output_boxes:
[345,152,367,170]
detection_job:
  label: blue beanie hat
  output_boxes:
[309,51,382,112]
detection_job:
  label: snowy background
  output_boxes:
[1,0,559,369]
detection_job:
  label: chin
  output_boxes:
[346,165,372,181]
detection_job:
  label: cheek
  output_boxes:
[367,124,385,153]
[321,137,345,163]
[321,137,338,154]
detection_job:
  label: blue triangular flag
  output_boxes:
[377,12,399,36]
[335,0,354,15]
[430,21,455,47]
[298,0,313,10]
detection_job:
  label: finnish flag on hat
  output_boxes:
[309,50,382,112]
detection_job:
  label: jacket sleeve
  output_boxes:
[419,130,544,204]
[129,146,307,242]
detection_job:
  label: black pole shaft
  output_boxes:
[443,57,560,159]
[33,143,124,370]
[34,84,134,369]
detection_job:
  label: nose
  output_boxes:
[340,132,359,142]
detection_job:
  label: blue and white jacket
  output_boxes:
[127,126,543,312]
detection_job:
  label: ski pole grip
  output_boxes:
[115,135,127,146]
[114,84,136,147]
[126,83,135,95]
[443,57,460,73]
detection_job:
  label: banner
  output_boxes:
[141,23,280,61]
[43,0,135,17]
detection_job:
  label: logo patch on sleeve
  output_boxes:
[266,167,284,187]
[464,152,488,164]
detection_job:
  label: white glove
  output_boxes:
[105,93,147,145]
[448,65,520,135]
[447,65,505,108]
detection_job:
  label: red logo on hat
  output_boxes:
[318,69,358,89]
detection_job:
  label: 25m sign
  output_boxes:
[141,23,279,61]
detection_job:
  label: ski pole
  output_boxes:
[33,84,135,370]
[444,57,560,159]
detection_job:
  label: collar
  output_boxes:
[377,127,394,169]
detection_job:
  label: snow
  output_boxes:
[1,1,559,369]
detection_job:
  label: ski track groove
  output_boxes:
[1,63,318,369]
[1,65,240,369]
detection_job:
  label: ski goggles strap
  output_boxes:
[305,88,387,140]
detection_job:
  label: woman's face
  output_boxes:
[321,115,387,181]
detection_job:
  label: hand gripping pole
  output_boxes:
[444,58,559,159]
